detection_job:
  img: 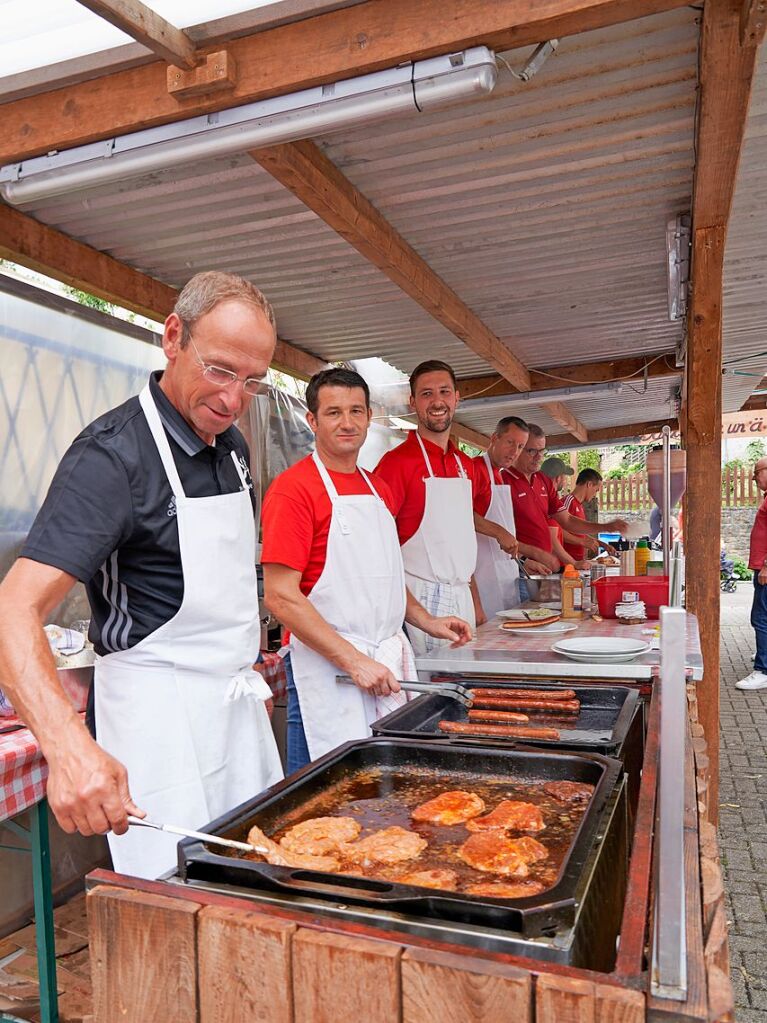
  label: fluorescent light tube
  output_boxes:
[457,380,625,412]
[0,48,497,207]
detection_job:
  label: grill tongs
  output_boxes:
[336,675,473,708]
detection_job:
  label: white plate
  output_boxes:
[551,648,649,663]
[551,637,650,656]
[498,622,578,635]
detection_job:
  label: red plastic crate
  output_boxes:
[592,575,670,620]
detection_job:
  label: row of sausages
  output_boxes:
[439,687,582,741]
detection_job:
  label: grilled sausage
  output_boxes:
[470,688,577,701]
[439,720,560,740]
[468,710,530,723]
[471,698,580,714]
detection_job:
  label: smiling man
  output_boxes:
[0,271,284,879]
[374,360,518,654]
[261,367,471,771]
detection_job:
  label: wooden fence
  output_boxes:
[597,465,758,510]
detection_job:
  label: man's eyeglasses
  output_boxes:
[189,336,265,396]
[523,446,546,457]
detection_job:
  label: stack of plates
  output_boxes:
[551,637,651,663]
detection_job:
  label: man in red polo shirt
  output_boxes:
[504,423,627,567]
[472,416,558,616]
[262,368,471,770]
[737,456,767,690]
[560,468,608,561]
[374,360,518,654]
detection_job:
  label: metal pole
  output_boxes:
[651,605,688,1000]
[662,425,672,577]
[30,798,59,1023]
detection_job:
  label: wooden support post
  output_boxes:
[685,226,725,826]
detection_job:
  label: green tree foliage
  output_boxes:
[577,448,600,472]
[63,286,115,315]
[745,439,766,464]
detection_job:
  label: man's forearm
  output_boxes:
[473,511,502,540]
[405,589,434,633]
[265,586,363,672]
[549,529,576,567]
[557,511,603,537]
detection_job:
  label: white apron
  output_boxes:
[94,384,283,879]
[289,452,417,761]
[474,452,521,618]
[401,434,477,656]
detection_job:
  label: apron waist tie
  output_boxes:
[225,670,272,703]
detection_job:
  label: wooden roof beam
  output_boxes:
[541,401,589,443]
[0,202,326,379]
[457,353,680,401]
[75,0,198,69]
[451,423,491,451]
[1,0,691,165]
[545,418,678,448]
[252,140,531,392]
[740,0,767,46]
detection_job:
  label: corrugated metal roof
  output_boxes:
[13,7,702,436]
[722,44,767,414]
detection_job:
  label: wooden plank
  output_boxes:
[0,203,326,380]
[401,947,532,1023]
[540,401,589,443]
[0,0,692,164]
[546,419,677,449]
[458,354,680,401]
[740,0,767,51]
[198,906,295,1023]
[75,0,198,68]
[593,985,645,1023]
[292,928,402,1023]
[451,422,492,450]
[88,884,199,1023]
[535,974,595,1023]
[167,50,238,98]
[252,141,531,391]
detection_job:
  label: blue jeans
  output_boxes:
[518,576,530,603]
[752,573,767,673]
[284,652,312,774]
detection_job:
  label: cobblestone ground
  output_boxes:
[719,583,767,1021]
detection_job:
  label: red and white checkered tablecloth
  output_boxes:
[0,720,49,823]
[256,650,288,702]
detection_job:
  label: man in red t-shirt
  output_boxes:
[262,368,471,770]
[504,424,627,568]
[374,361,518,653]
[560,468,609,561]
[737,457,767,690]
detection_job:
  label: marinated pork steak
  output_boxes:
[411,790,486,825]
[246,825,341,871]
[397,868,459,890]
[343,826,428,866]
[465,800,546,834]
[542,781,594,804]
[465,879,546,898]
[458,832,531,876]
[280,816,361,856]
[507,835,548,864]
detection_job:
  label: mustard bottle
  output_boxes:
[561,564,584,620]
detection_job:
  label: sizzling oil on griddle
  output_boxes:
[228,765,589,897]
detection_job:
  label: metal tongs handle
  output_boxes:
[335,675,473,707]
[127,815,264,855]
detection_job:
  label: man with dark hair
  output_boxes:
[505,424,627,567]
[472,417,557,616]
[374,361,518,654]
[262,368,471,770]
[561,468,606,561]
[0,271,284,878]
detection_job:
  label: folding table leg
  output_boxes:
[29,798,59,1023]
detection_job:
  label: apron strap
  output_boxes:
[311,450,352,535]
[415,433,435,478]
[230,450,250,489]
[139,384,186,499]
[483,451,501,485]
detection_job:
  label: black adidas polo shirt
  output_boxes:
[22,372,254,656]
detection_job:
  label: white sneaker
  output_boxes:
[736,670,767,690]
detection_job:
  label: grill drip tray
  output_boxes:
[171,778,627,971]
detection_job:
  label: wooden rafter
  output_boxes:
[740,0,767,45]
[75,0,198,69]
[540,401,589,443]
[252,141,531,392]
[0,201,326,379]
[451,423,491,451]
[684,0,763,824]
[457,353,681,401]
[545,418,678,448]
[0,0,690,165]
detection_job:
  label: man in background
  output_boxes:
[737,456,767,691]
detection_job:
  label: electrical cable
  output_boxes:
[495,54,526,81]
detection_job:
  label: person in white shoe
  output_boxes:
[261,368,472,771]
[736,457,767,691]
[0,272,284,879]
